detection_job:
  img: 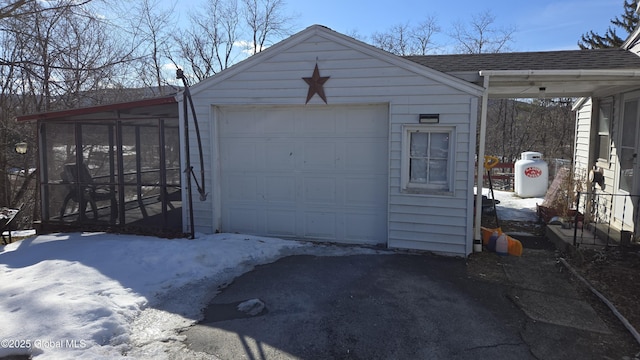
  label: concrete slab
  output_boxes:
[508,288,610,334]
[498,249,611,333]
[502,255,577,297]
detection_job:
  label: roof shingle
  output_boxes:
[404,48,640,73]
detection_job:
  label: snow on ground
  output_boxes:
[0,233,382,359]
[0,189,539,359]
[483,188,544,223]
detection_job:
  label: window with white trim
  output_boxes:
[401,125,454,193]
[596,101,612,162]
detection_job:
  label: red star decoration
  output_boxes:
[303,64,330,104]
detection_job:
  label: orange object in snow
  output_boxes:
[480,227,523,256]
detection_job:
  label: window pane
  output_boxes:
[410,132,429,157]
[406,128,451,191]
[430,132,449,159]
[598,103,611,134]
[597,135,609,160]
[622,100,637,147]
[410,159,428,183]
[428,159,448,183]
[619,148,634,193]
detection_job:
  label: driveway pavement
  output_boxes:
[184,249,640,359]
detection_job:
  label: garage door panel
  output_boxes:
[265,142,296,169]
[345,176,387,206]
[304,211,337,239]
[263,110,296,134]
[226,175,259,201]
[265,176,296,202]
[222,141,259,169]
[303,142,337,169]
[221,111,260,134]
[220,104,388,244]
[303,176,337,204]
[226,208,260,233]
[345,141,387,171]
[266,210,296,236]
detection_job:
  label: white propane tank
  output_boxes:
[514,151,548,198]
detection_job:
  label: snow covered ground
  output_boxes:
[0,189,542,359]
[482,187,543,223]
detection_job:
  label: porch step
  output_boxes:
[545,223,635,265]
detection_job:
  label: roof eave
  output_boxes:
[186,25,485,98]
[479,69,640,77]
[16,95,178,122]
[480,69,640,99]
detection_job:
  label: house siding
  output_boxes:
[575,95,627,227]
[180,27,481,256]
[602,96,618,192]
[573,97,594,189]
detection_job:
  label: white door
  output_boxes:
[614,94,639,230]
[218,104,388,245]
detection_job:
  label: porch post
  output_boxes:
[474,75,490,252]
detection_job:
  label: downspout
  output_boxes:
[474,75,490,252]
[177,69,209,239]
[181,82,194,239]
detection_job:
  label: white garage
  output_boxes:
[182,25,483,256]
[218,104,388,245]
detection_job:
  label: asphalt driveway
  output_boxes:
[183,251,640,359]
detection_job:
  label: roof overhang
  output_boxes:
[16,95,178,122]
[478,69,640,99]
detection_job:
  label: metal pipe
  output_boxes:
[181,76,195,239]
[474,75,490,252]
[573,191,580,247]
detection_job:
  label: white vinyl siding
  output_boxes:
[180,26,481,256]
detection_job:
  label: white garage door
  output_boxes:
[218,104,388,245]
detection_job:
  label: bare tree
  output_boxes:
[372,23,413,56]
[449,10,515,54]
[412,16,441,55]
[173,0,240,82]
[0,0,93,21]
[173,0,293,83]
[371,17,441,56]
[127,0,178,95]
[485,99,575,166]
[242,0,292,55]
[1,0,134,110]
[0,0,134,227]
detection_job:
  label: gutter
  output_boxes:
[479,69,640,78]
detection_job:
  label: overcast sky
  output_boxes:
[166,0,624,52]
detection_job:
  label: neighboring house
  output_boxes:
[19,25,640,256]
[569,29,640,238]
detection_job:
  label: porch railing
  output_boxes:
[571,191,639,247]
